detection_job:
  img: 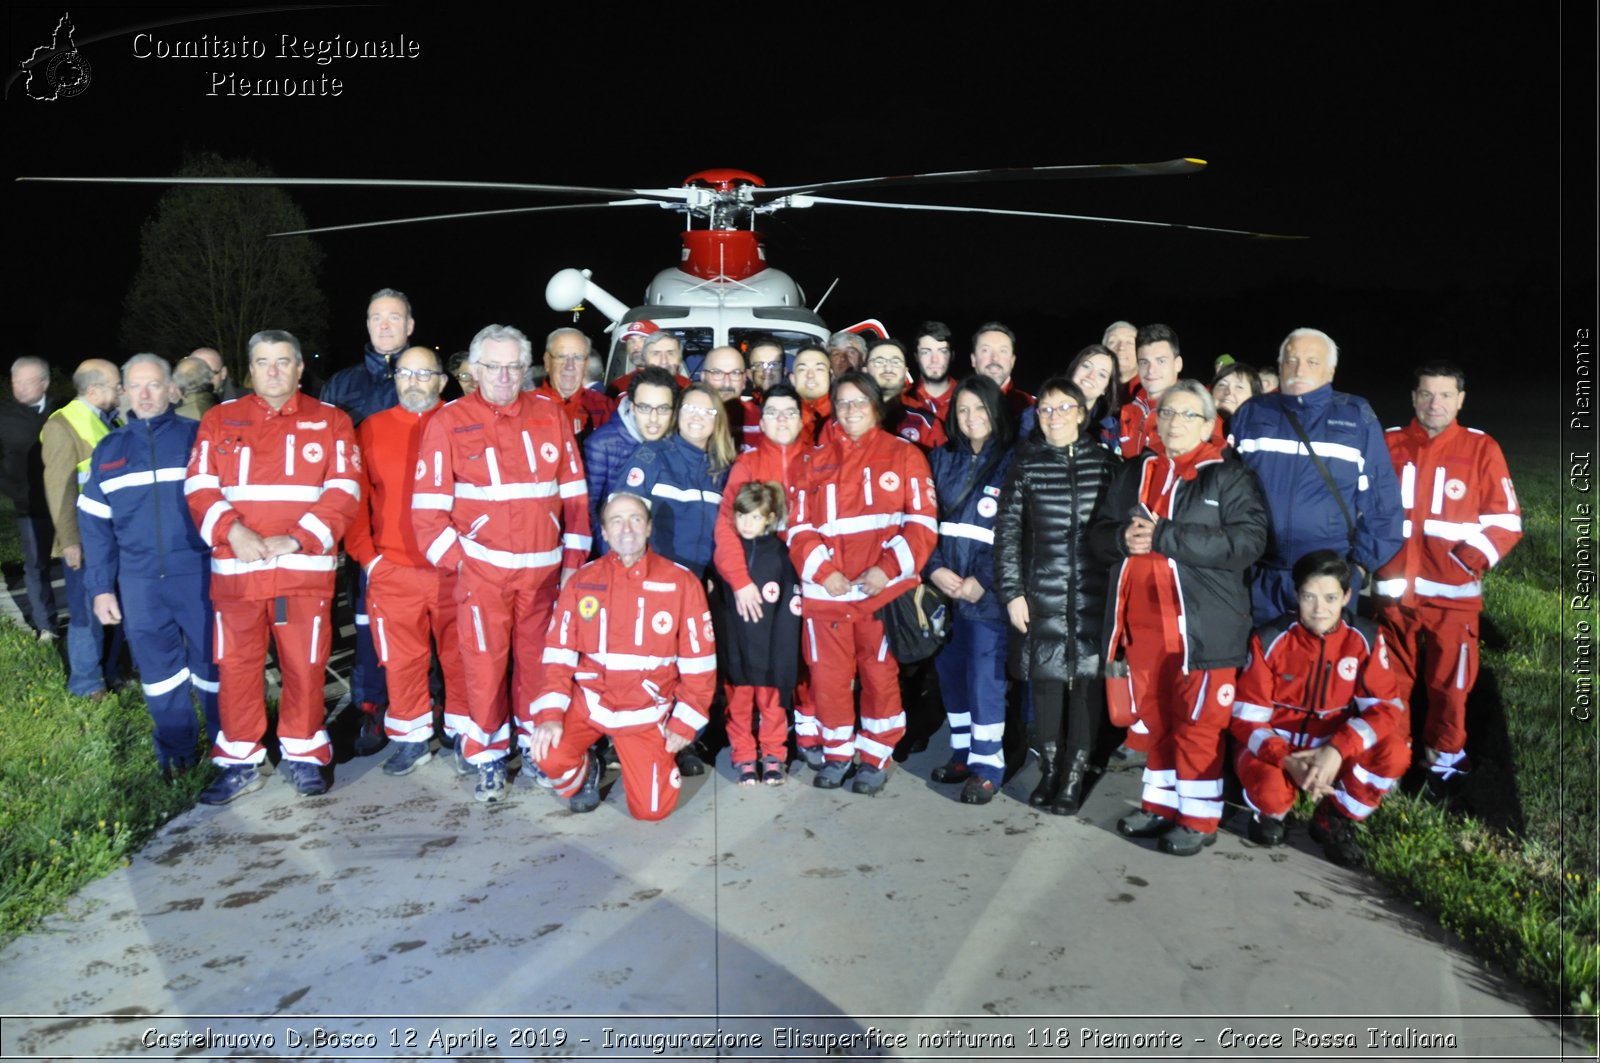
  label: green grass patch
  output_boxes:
[0,623,210,944]
[1359,449,1598,1019]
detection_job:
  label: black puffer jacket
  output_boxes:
[993,434,1117,681]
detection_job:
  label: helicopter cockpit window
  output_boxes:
[727,329,823,374]
[606,327,714,382]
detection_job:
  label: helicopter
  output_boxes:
[20,158,1298,377]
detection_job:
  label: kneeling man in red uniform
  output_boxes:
[527,492,717,820]
[1231,549,1410,866]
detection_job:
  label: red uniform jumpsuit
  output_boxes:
[1374,420,1521,780]
[535,381,614,442]
[186,392,359,766]
[713,432,817,752]
[786,427,936,769]
[412,391,591,764]
[907,379,956,426]
[1231,617,1410,821]
[346,404,468,747]
[532,548,718,820]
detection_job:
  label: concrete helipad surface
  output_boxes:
[0,738,1584,1061]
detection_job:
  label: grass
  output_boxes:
[0,623,211,942]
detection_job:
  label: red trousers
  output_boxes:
[455,562,560,764]
[1378,603,1476,761]
[1127,635,1232,833]
[1236,729,1410,820]
[803,613,904,769]
[212,595,332,766]
[727,685,787,763]
[368,561,466,744]
[537,695,681,821]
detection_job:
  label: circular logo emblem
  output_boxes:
[415,458,426,480]
[578,595,599,620]
[878,471,900,492]
[761,580,781,603]
[702,618,715,643]
[542,442,559,463]
[901,427,920,442]
[625,467,646,487]
[669,766,682,790]
[42,50,92,100]
[1215,683,1235,707]
[789,595,803,616]
[977,497,998,518]
[302,442,324,464]
[1338,656,1360,681]
[350,446,362,471]
[652,610,673,635]
[1445,478,1467,500]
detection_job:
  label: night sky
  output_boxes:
[4,3,1591,443]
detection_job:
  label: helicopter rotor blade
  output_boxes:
[268,199,666,237]
[780,194,1305,240]
[758,158,1208,198]
[18,175,693,203]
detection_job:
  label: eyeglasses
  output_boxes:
[395,368,442,383]
[634,403,674,417]
[750,361,782,373]
[679,405,719,420]
[477,362,525,378]
[698,369,744,382]
[867,357,905,371]
[1037,403,1082,418]
[455,373,474,384]
[835,398,871,411]
[762,407,801,421]
[1156,407,1208,422]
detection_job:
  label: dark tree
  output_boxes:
[120,152,327,379]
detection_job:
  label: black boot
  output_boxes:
[1048,747,1089,816]
[1028,741,1059,807]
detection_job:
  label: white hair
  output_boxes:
[1279,327,1339,368]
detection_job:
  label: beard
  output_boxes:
[399,388,437,413]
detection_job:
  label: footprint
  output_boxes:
[217,890,274,908]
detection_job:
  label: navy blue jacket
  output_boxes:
[926,439,1014,624]
[77,410,210,597]
[584,398,646,536]
[621,433,728,577]
[320,345,398,428]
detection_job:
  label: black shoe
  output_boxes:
[352,706,388,757]
[675,747,707,777]
[891,735,928,763]
[1311,801,1364,866]
[959,776,996,805]
[1028,741,1059,808]
[569,755,602,813]
[1159,825,1217,856]
[930,760,972,785]
[1117,810,1175,838]
[1048,748,1089,816]
[1248,814,1287,846]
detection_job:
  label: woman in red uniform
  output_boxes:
[786,371,937,796]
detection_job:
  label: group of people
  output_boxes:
[0,291,1522,862]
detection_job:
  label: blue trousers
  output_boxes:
[13,514,57,632]
[62,557,123,697]
[933,612,1010,785]
[350,565,388,706]
[121,572,219,769]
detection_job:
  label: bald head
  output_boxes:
[699,345,746,402]
[72,359,121,412]
[191,347,226,391]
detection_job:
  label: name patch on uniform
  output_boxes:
[224,418,251,427]
[297,420,327,430]
[98,457,127,471]
[643,580,677,592]
[453,424,484,434]
[578,595,600,620]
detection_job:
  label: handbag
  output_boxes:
[875,582,952,663]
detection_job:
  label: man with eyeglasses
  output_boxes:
[343,347,468,778]
[322,288,419,756]
[584,367,682,540]
[535,327,614,442]
[907,321,958,425]
[1230,327,1404,625]
[413,325,592,803]
[745,337,787,399]
[866,338,945,450]
[41,358,126,698]
[700,345,761,447]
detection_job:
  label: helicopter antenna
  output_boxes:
[812,277,842,315]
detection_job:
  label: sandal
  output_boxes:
[760,756,786,786]
[735,761,758,787]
